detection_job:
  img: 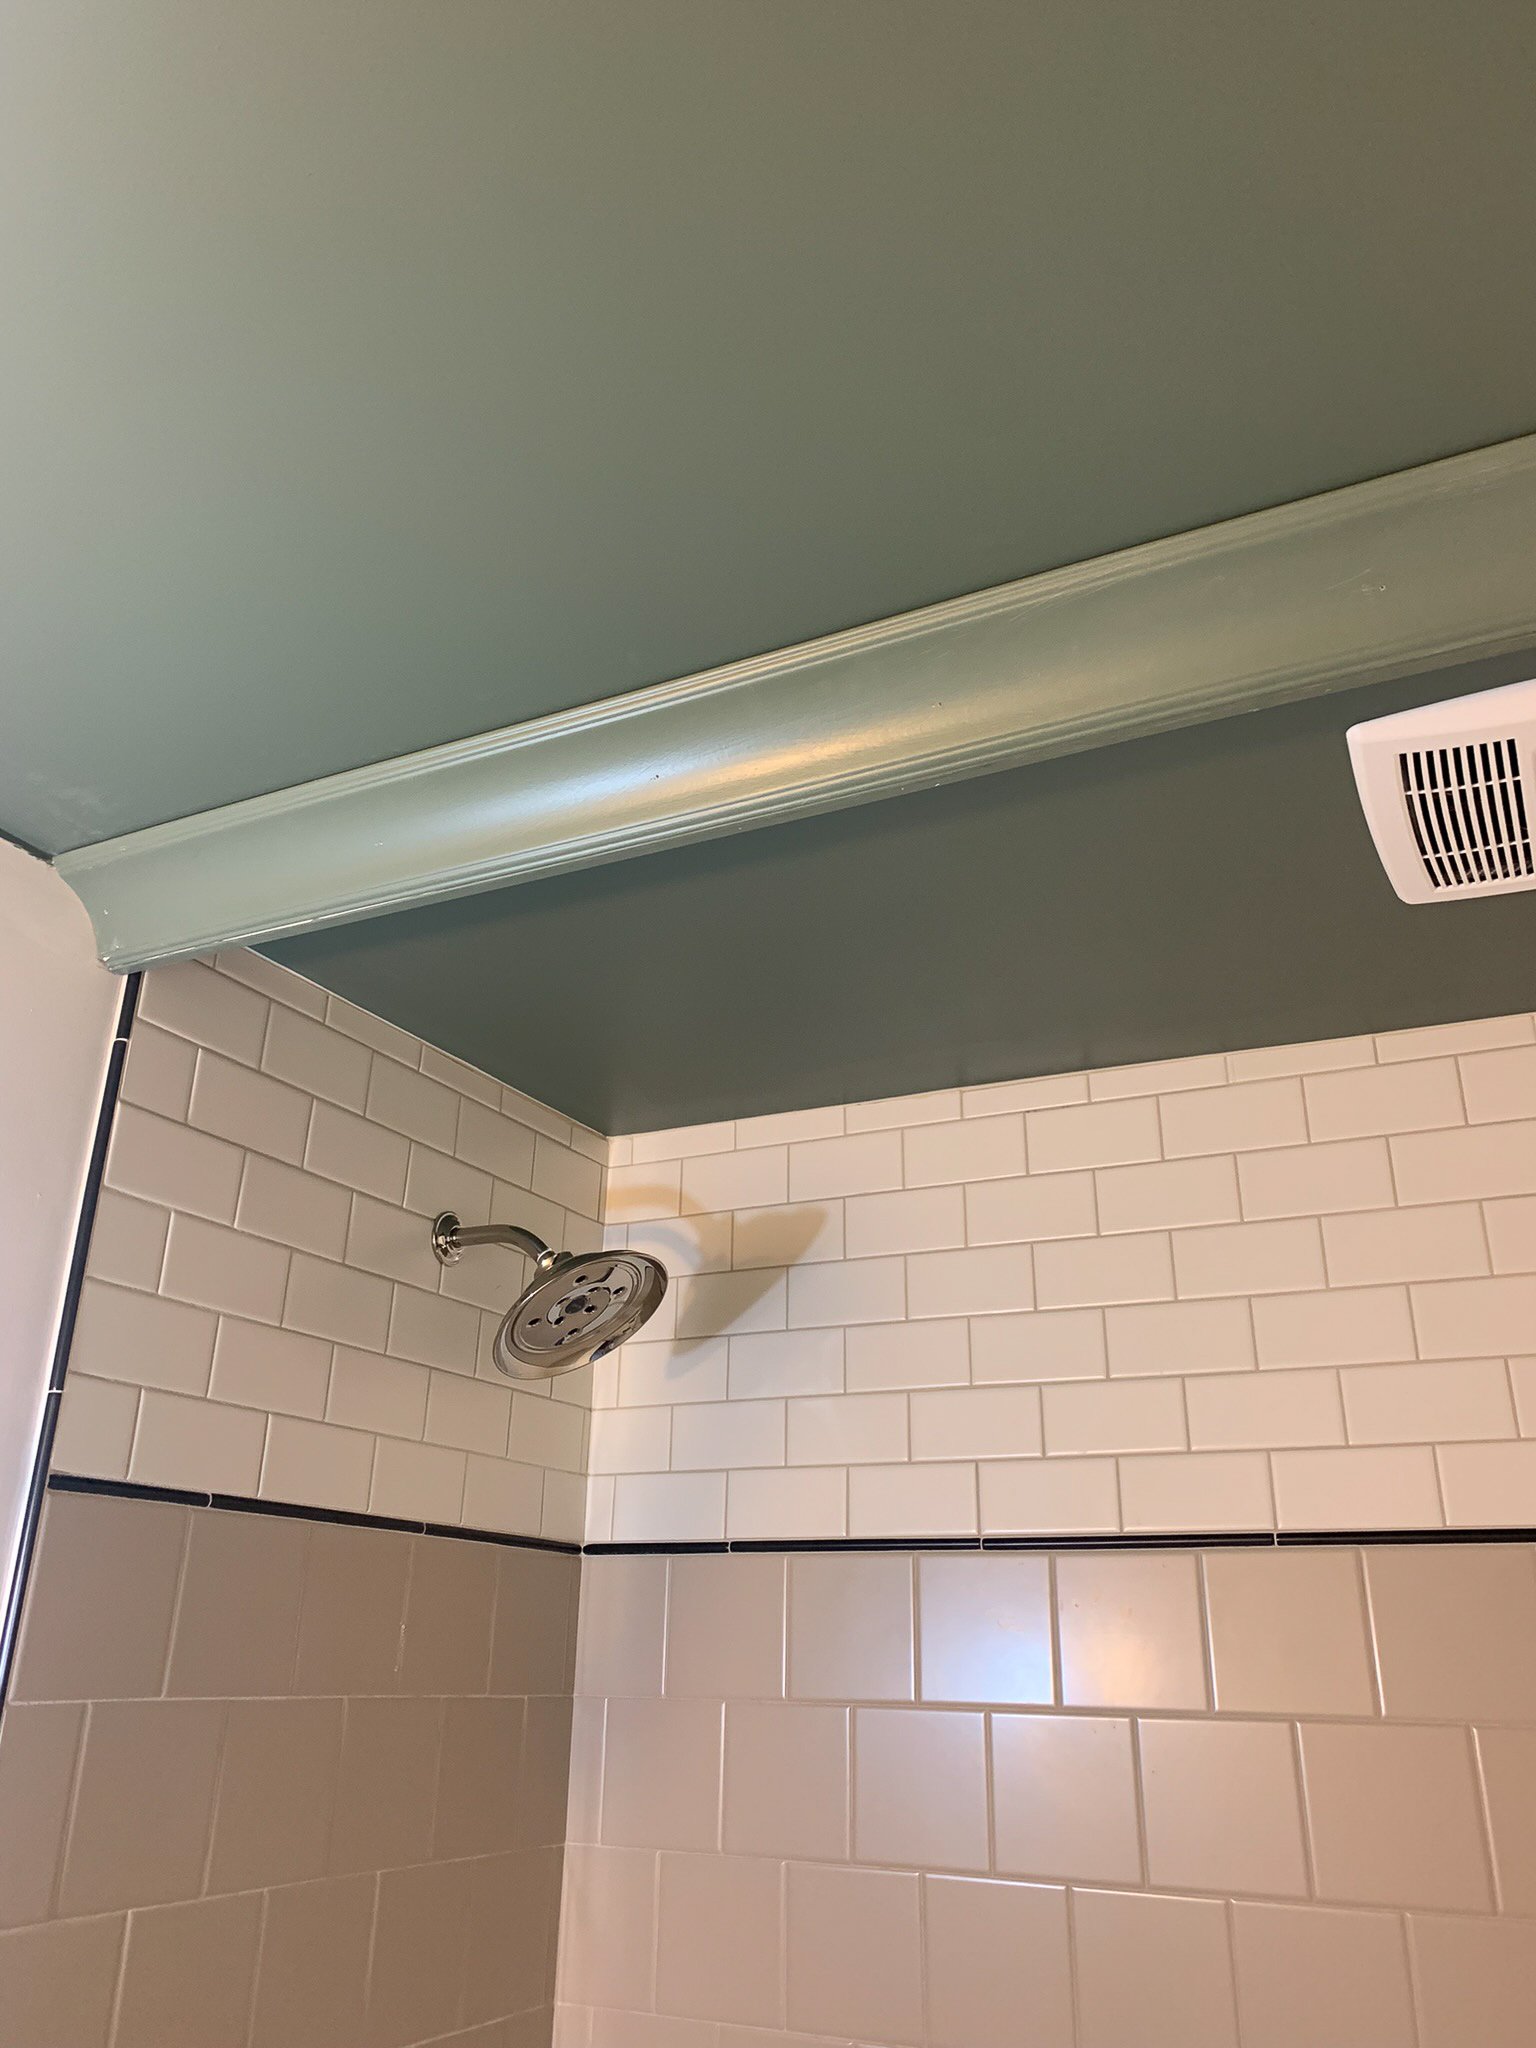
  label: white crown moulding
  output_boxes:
[57,432,1536,970]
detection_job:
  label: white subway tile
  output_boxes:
[1104,1297,1255,1378]
[846,1088,962,1131]
[362,1059,457,1152]
[847,1461,977,1537]
[970,1309,1106,1384]
[1512,1356,1536,1434]
[494,1085,568,1147]
[1487,1196,1536,1274]
[732,1203,841,1269]
[533,1136,604,1219]
[418,1043,501,1107]
[729,1329,844,1400]
[629,1121,735,1164]
[735,1104,845,1146]
[87,1190,169,1291]
[541,1468,587,1543]
[583,1475,616,1544]
[910,1385,1042,1461]
[1460,1044,1536,1123]
[1391,1121,1536,1205]
[904,1115,1026,1188]
[324,993,422,1066]
[965,1172,1096,1245]
[1096,1156,1239,1235]
[1118,1450,1273,1532]
[425,1371,512,1456]
[1413,1275,1536,1358]
[344,1192,442,1289]
[1043,1376,1186,1455]
[1322,1204,1489,1287]
[282,1253,391,1350]
[438,1238,521,1313]
[678,1269,789,1339]
[235,1154,352,1260]
[1272,1446,1442,1529]
[611,1471,727,1543]
[1379,1014,1534,1063]
[160,1212,289,1324]
[1088,1052,1228,1100]
[1026,1096,1160,1173]
[1252,1285,1416,1368]
[788,1391,908,1465]
[54,1375,138,1489]
[454,1098,537,1185]
[210,1317,331,1418]
[961,1073,1088,1115]
[260,1005,370,1111]
[1172,1218,1324,1298]
[1341,1358,1516,1445]
[107,1105,243,1222]
[403,1144,494,1228]
[621,1338,730,1407]
[189,1051,311,1164]
[979,1456,1119,1535]
[1161,1078,1307,1158]
[491,1178,568,1249]
[305,1101,410,1203]
[1237,1138,1395,1219]
[787,1258,903,1328]
[845,1186,964,1258]
[509,1392,586,1473]
[261,1414,375,1513]
[463,1455,546,1538]
[589,1406,672,1475]
[727,1465,847,1541]
[140,961,268,1064]
[605,1160,682,1222]
[1436,1440,1536,1525]
[214,949,326,1018]
[1304,1059,1464,1140]
[325,1345,429,1438]
[680,1146,787,1214]
[371,1436,466,1523]
[69,1280,217,1394]
[1035,1233,1173,1309]
[119,1022,197,1121]
[1225,1034,1375,1080]
[1184,1368,1344,1450]
[568,1122,608,1165]
[130,1389,266,1495]
[846,1320,969,1391]
[386,1282,480,1372]
[789,1130,903,1201]
[908,1243,1034,1317]
[672,1399,785,1470]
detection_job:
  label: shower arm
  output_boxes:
[430,1211,559,1272]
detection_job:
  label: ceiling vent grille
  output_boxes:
[1349,679,1536,903]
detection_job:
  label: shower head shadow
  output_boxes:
[430,1212,667,1380]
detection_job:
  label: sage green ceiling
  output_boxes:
[5,0,1536,855]
[270,660,1536,1132]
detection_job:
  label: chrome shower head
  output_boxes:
[430,1212,667,1380]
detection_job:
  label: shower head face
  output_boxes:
[492,1247,668,1380]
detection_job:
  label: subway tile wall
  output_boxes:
[592,1016,1536,1542]
[558,1543,1536,2048]
[55,952,604,1543]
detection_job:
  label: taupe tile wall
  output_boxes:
[0,1488,577,2048]
[558,1544,1536,2048]
[593,1014,1536,1543]
[55,951,604,1543]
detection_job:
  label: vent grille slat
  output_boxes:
[1398,738,1533,891]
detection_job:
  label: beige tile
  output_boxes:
[399,1531,496,1693]
[667,1552,784,1698]
[249,1873,374,2048]
[723,1702,847,1859]
[86,1187,169,1290]
[911,1384,1042,1460]
[854,1706,987,1869]
[1413,1273,1536,1357]
[655,1852,783,2026]
[1271,1445,1442,1529]
[1461,1039,1536,1116]
[1231,1902,1415,2048]
[1342,1355,1516,1443]
[1391,1117,1536,1203]
[1299,1722,1492,1909]
[1365,1544,1536,1719]
[210,1316,332,1418]
[979,1453,1120,1534]
[435,1695,527,1856]
[788,1553,914,1700]
[518,1693,575,1852]
[1409,1912,1536,2048]
[964,1170,1096,1245]
[785,1863,922,2044]
[0,1914,125,2048]
[1072,1888,1237,2048]
[236,1152,352,1258]
[924,1876,1072,2048]
[207,1696,341,1892]
[167,1507,307,1697]
[1476,1726,1536,1913]
[847,1458,978,1537]
[115,1891,262,2048]
[1205,1548,1375,1715]
[557,1845,657,2012]
[0,1701,83,1926]
[971,1306,1106,1382]
[1140,1717,1307,1895]
[493,1548,578,1696]
[602,1696,722,1851]
[991,1712,1140,1883]
[366,1858,473,2048]
[576,1554,667,1696]
[13,1491,186,1703]
[293,1521,411,1695]
[1056,1551,1208,1708]
[106,1103,243,1222]
[1437,1439,1536,1524]
[1487,1192,1536,1271]
[260,1414,375,1514]
[462,1847,562,2026]
[58,1700,224,1915]
[130,1389,267,1495]
[1119,1449,1274,1532]
[918,1552,1053,1703]
[328,1696,441,1873]
[69,1278,217,1395]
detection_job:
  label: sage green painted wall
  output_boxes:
[272,659,1536,1131]
[5,0,1536,852]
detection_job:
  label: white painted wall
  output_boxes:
[0,841,119,1606]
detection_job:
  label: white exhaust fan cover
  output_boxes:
[1348,678,1536,904]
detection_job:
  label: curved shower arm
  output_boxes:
[430,1211,558,1272]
